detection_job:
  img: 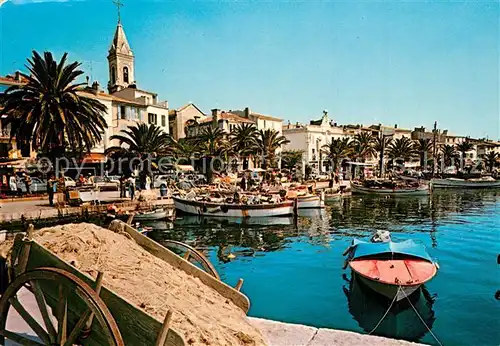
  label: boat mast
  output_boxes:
[432,121,438,178]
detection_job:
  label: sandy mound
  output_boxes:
[32,223,266,346]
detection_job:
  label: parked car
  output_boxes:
[64,176,77,187]
[91,176,119,191]
[16,177,47,193]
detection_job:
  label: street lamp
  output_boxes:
[316,138,322,174]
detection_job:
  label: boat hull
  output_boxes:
[351,184,430,196]
[355,274,421,301]
[173,196,294,217]
[431,178,500,189]
[134,211,169,221]
[297,195,324,209]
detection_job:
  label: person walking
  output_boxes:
[9,175,17,196]
[119,175,126,198]
[145,175,151,190]
[47,174,56,206]
[128,175,136,201]
[23,174,32,195]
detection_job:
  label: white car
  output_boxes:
[16,177,47,193]
[64,176,76,187]
[153,175,176,189]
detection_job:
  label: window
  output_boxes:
[111,66,116,84]
[120,106,126,120]
[123,66,129,84]
[148,113,157,125]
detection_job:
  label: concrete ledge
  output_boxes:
[249,317,425,346]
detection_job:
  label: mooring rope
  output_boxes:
[401,287,444,346]
[368,286,400,335]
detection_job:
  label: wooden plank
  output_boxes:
[112,221,251,312]
[9,297,51,344]
[31,280,57,342]
[25,241,185,346]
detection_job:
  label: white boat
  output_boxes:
[296,194,325,209]
[173,196,294,217]
[351,183,430,196]
[133,209,173,221]
[431,177,500,189]
[324,192,351,204]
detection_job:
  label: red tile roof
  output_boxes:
[199,112,255,124]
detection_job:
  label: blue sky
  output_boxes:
[1,0,498,139]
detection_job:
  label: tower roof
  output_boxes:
[108,23,133,56]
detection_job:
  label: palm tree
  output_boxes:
[105,123,174,185]
[281,150,304,170]
[172,138,200,160]
[415,138,433,169]
[440,144,458,167]
[321,138,354,174]
[387,137,417,166]
[1,51,107,161]
[456,140,475,170]
[373,136,393,176]
[195,126,226,181]
[482,152,499,172]
[229,123,258,170]
[353,132,376,162]
[252,129,290,170]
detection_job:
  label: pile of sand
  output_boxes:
[32,223,266,346]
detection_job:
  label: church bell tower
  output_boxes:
[107,0,135,94]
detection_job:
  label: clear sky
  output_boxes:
[1,0,498,139]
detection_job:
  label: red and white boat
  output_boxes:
[344,232,438,301]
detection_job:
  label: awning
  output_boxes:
[346,162,375,167]
[81,153,107,164]
[176,164,195,172]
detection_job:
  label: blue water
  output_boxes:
[149,190,500,346]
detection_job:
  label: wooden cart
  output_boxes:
[0,221,250,345]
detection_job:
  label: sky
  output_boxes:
[0,0,498,139]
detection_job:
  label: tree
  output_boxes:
[373,136,393,176]
[387,137,417,166]
[456,140,475,170]
[105,123,174,185]
[195,126,226,181]
[415,138,433,169]
[229,123,258,170]
[353,132,376,162]
[1,51,107,161]
[252,129,290,170]
[321,138,354,174]
[482,152,499,172]
[440,144,458,167]
[281,150,304,170]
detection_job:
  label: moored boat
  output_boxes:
[133,208,173,221]
[351,182,430,196]
[296,194,325,208]
[344,232,438,302]
[173,195,294,217]
[431,177,500,189]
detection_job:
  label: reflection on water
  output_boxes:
[148,189,500,346]
[344,273,436,341]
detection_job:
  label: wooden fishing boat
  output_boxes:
[344,237,438,302]
[0,222,250,345]
[173,196,294,217]
[133,208,173,221]
[351,182,430,196]
[324,192,351,204]
[431,177,500,189]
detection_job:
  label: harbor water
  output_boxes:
[148,189,500,346]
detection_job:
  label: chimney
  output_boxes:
[91,81,100,95]
[244,107,251,118]
[211,109,221,127]
[394,124,398,129]
[14,71,22,82]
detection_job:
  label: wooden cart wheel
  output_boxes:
[162,240,220,280]
[0,267,124,346]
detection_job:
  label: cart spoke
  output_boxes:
[56,284,68,344]
[9,297,51,344]
[63,309,92,346]
[30,280,57,342]
[0,329,45,346]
